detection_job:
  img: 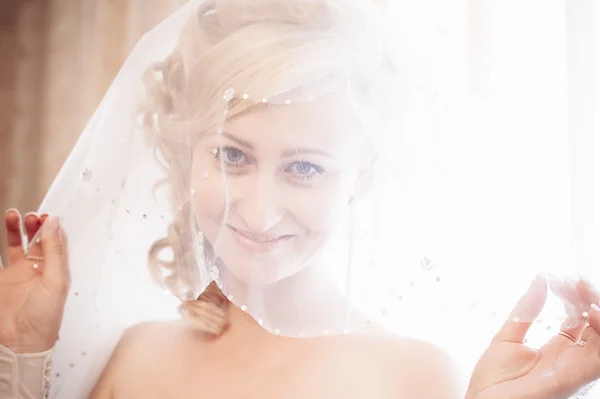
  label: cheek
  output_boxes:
[287,181,352,233]
[191,159,226,220]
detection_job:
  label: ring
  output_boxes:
[25,255,44,262]
[558,331,578,343]
[576,339,587,347]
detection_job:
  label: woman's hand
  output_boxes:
[466,275,600,399]
[0,209,70,354]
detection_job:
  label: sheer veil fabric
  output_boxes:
[29,1,597,397]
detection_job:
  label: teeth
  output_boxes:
[231,226,287,244]
[246,236,275,243]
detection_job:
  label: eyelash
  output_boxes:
[214,146,249,169]
[213,146,325,182]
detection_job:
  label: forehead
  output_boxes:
[224,92,364,151]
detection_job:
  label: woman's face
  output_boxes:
[191,92,369,285]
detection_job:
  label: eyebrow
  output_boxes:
[222,131,254,150]
[221,131,335,159]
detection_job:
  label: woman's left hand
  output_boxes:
[466,275,600,399]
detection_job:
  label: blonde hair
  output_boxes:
[143,0,389,336]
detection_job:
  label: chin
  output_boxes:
[218,252,306,286]
[201,221,324,286]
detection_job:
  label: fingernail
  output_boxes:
[592,303,600,314]
[531,274,546,288]
[4,208,19,216]
[24,211,39,220]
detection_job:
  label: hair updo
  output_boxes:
[143,0,391,336]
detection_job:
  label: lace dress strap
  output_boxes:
[0,344,53,399]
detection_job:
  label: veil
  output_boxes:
[29,0,597,397]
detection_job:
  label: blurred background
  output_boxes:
[0,0,189,254]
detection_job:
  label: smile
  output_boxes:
[227,225,293,253]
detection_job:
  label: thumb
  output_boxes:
[40,216,70,295]
[491,274,547,344]
[588,303,600,337]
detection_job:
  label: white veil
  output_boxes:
[30,0,597,397]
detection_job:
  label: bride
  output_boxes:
[1,0,599,398]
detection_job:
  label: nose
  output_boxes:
[235,173,284,234]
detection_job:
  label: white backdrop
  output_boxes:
[383,0,599,391]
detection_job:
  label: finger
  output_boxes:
[492,275,547,344]
[33,214,49,260]
[552,321,588,350]
[586,303,600,339]
[578,313,600,382]
[569,305,600,362]
[562,278,584,305]
[549,277,581,310]
[557,278,600,329]
[4,208,24,264]
[542,279,588,349]
[23,212,44,265]
[561,279,588,327]
[23,212,41,243]
[577,279,600,309]
[40,216,70,295]
[548,277,589,330]
[555,322,600,394]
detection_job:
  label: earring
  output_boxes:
[203,171,209,178]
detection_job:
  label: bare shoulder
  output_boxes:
[340,328,466,399]
[111,320,200,363]
[385,335,465,398]
[90,320,200,397]
[117,319,198,350]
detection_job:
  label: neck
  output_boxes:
[216,263,357,337]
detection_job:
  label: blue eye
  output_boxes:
[212,147,324,182]
[215,146,248,167]
[287,161,324,181]
[295,162,314,175]
[224,148,244,163]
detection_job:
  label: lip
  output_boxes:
[228,225,292,253]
